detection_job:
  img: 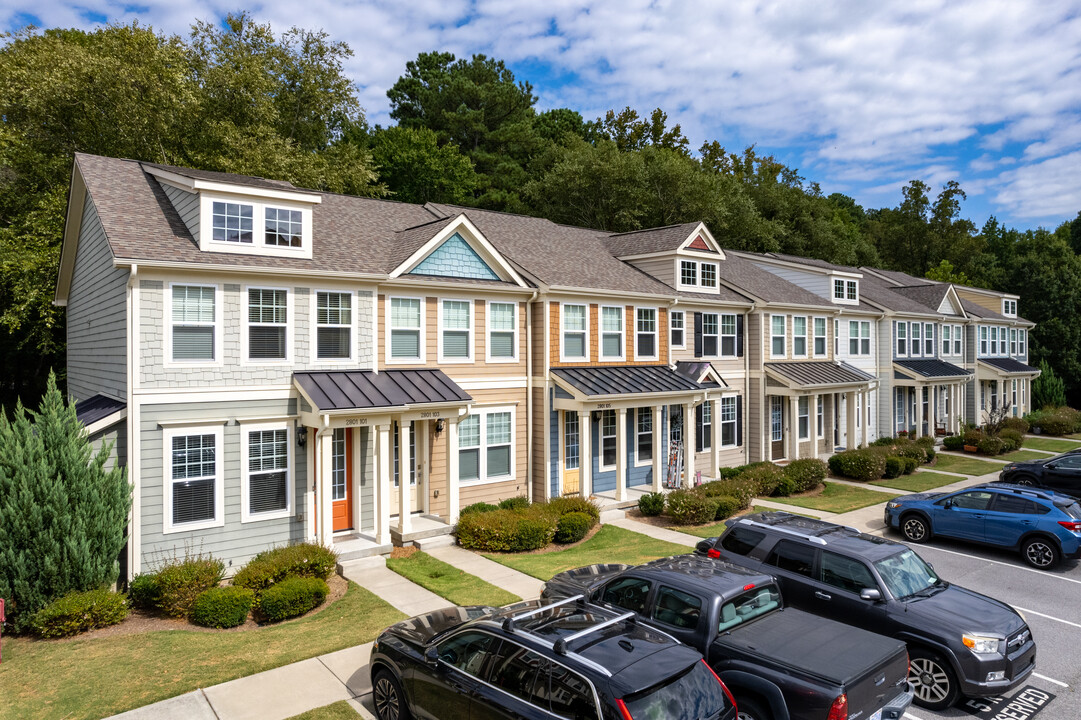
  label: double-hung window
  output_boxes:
[720,314,737,356]
[242,425,291,522]
[720,396,737,447]
[980,326,988,356]
[793,316,808,357]
[896,322,907,356]
[702,313,719,357]
[797,397,809,440]
[700,263,717,288]
[601,306,624,360]
[895,387,906,428]
[813,317,827,356]
[670,311,685,349]
[601,410,617,469]
[171,285,217,362]
[1019,329,1026,357]
[165,427,223,532]
[989,327,999,356]
[953,325,962,355]
[439,299,472,362]
[848,321,870,356]
[458,409,515,484]
[696,402,712,452]
[923,323,934,356]
[861,321,871,355]
[910,323,922,357]
[942,325,951,356]
[636,308,657,359]
[680,261,697,286]
[316,291,352,360]
[562,304,588,360]
[834,319,839,355]
[389,297,422,361]
[487,302,516,361]
[247,288,288,361]
[846,281,858,301]
[636,408,652,464]
[1010,328,1018,356]
[816,396,824,438]
[833,279,846,300]
[771,315,786,357]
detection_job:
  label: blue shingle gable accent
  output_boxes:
[410,233,500,280]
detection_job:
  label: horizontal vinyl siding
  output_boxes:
[626,257,675,287]
[548,302,668,368]
[89,419,127,472]
[161,184,200,243]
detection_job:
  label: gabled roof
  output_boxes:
[715,253,835,309]
[601,222,705,257]
[293,369,471,413]
[674,361,729,388]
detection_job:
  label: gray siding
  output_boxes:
[161,184,200,244]
[750,262,829,299]
[67,197,128,402]
[139,398,306,573]
[89,419,127,472]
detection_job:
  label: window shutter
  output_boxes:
[736,315,744,357]
[695,404,704,453]
[694,312,703,357]
[736,395,743,447]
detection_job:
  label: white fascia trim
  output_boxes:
[144,165,322,204]
[158,417,232,428]
[240,421,294,523]
[115,258,384,282]
[677,222,725,258]
[138,387,297,402]
[389,214,529,287]
[456,377,528,391]
[84,408,128,436]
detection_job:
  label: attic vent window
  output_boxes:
[213,202,253,243]
[265,207,302,247]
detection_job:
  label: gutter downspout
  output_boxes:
[525,290,538,503]
[126,264,139,580]
[745,302,754,463]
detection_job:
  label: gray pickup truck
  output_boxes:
[543,555,913,720]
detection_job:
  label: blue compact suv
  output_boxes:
[885,483,1081,569]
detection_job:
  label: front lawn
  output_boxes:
[1000,449,1055,462]
[485,525,691,581]
[1023,437,1081,453]
[287,701,361,720]
[932,454,1006,476]
[771,482,899,514]
[387,551,521,607]
[0,582,403,720]
[871,472,961,493]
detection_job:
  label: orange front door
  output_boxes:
[331,428,353,532]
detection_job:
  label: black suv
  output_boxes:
[369,598,737,720]
[695,511,1035,711]
[999,450,1081,495]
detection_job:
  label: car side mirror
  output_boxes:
[944,499,955,509]
[859,588,882,602]
[1046,463,1057,470]
[425,646,440,665]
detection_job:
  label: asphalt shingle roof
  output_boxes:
[601,222,704,257]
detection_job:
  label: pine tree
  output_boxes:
[1032,360,1067,410]
[0,373,130,632]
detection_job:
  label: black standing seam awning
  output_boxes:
[763,361,875,389]
[893,359,974,382]
[75,394,126,428]
[674,361,730,388]
[551,365,707,398]
[978,358,1041,376]
[293,369,472,413]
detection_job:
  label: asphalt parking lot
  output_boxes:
[868,527,1080,720]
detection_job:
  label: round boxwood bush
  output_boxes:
[498,495,530,511]
[713,495,742,521]
[883,456,904,480]
[258,577,329,623]
[942,435,964,451]
[638,492,666,517]
[190,586,254,628]
[456,507,557,552]
[897,444,929,464]
[738,463,785,496]
[555,512,593,544]
[155,556,226,618]
[1003,417,1030,434]
[977,436,1006,456]
[666,490,718,525]
[547,496,601,524]
[999,429,1023,453]
[695,477,757,508]
[782,459,828,494]
[828,449,887,481]
[902,457,920,474]
[32,588,128,638]
[460,502,499,517]
[232,543,337,597]
[128,573,161,610]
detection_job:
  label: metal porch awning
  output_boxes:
[977,358,1041,378]
[764,361,876,391]
[893,359,974,386]
[293,369,472,415]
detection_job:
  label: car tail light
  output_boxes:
[827,693,848,720]
[707,548,721,559]
[702,660,738,710]
[1058,521,1081,532]
[615,698,634,720]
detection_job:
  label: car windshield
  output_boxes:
[622,661,731,720]
[874,549,940,598]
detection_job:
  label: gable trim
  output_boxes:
[677,222,726,259]
[941,285,968,318]
[55,164,90,306]
[143,165,322,205]
[389,214,528,287]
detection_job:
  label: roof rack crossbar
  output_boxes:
[553,611,636,656]
[740,517,828,545]
[513,628,614,677]
[503,594,584,632]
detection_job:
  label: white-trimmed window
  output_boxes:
[896,322,907,356]
[459,409,514,484]
[1021,378,1027,410]
[770,315,786,357]
[702,313,719,357]
[833,279,846,300]
[389,297,422,362]
[562,303,588,361]
[393,420,416,486]
[264,207,303,247]
[942,325,951,356]
[700,263,717,288]
[316,291,353,360]
[601,306,624,360]
[895,387,906,429]
[1019,329,1026,357]
[680,261,697,286]
[846,280,858,301]
[849,321,870,356]
[834,319,839,355]
[439,299,473,362]
[203,195,312,256]
[487,301,517,361]
[331,428,347,502]
[793,316,808,357]
[813,317,827,357]
[860,321,871,355]
[1003,299,1017,316]
[241,424,291,522]
[953,324,962,355]
[164,426,224,533]
[1010,328,1018,356]
[246,287,288,361]
[720,396,737,447]
[856,393,862,428]
[816,395,824,438]
[798,396,809,440]
[1000,327,1009,355]
[696,402,712,452]
[980,326,988,356]
[670,311,685,349]
[923,322,934,356]
[990,327,999,356]
[170,284,219,363]
[636,308,658,360]
[720,314,737,356]
[601,410,617,470]
[636,408,652,465]
[910,322,922,357]
[212,201,253,243]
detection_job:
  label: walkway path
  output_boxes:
[426,544,545,600]
[607,515,700,546]
[338,556,448,617]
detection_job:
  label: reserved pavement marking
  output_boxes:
[1032,672,1069,688]
[1013,605,1081,630]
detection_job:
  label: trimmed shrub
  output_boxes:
[232,543,337,597]
[883,456,904,479]
[190,586,254,629]
[460,502,498,517]
[666,490,718,525]
[456,507,557,552]
[737,463,785,496]
[942,435,965,451]
[547,496,601,524]
[1000,429,1023,452]
[32,588,128,638]
[977,436,1006,456]
[870,437,897,447]
[713,496,742,521]
[128,573,161,610]
[638,492,666,517]
[258,577,329,623]
[155,556,225,618]
[1028,407,1081,436]
[963,429,984,446]
[828,449,887,481]
[897,444,928,463]
[695,477,758,508]
[555,512,592,543]
[915,435,936,448]
[902,457,920,474]
[783,459,828,494]
[1002,417,1030,435]
[925,447,936,463]
[498,496,530,511]
[718,466,745,480]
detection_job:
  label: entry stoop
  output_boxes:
[390,514,456,547]
[414,534,456,551]
[333,534,393,563]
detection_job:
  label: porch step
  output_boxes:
[336,555,388,576]
[390,515,457,546]
[600,508,627,523]
[334,536,393,563]
[414,534,457,551]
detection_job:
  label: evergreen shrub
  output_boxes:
[460,502,498,517]
[828,449,887,481]
[1002,417,1030,435]
[128,573,161,610]
[999,429,1023,452]
[713,496,742,521]
[942,435,965,451]
[737,463,785,496]
[977,436,1006,456]
[547,496,601,523]
[902,457,920,474]
[232,543,337,596]
[258,577,329,622]
[190,586,254,629]
[155,556,225,618]
[498,496,530,511]
[32,588,128,638]
[883,456,904,479]
[638,492,666,517]
[665,490,718,525]
[555,512,592,543]
[781,459,828,494]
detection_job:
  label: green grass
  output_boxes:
[0,582,403,720]
[1022,437,1081,453]
[670,505,816,538]
[932,454,1006,476]
[386,551,521,607]
[485,525,692,581]
[287,701,361,720]
[1001,449,1055,462]
[871,472,960,493]
[770,482,899,513]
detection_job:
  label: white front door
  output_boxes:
[390,420,419,516]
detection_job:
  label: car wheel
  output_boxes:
[1022,537,1060,570]
[1013,476,1036,487]
[909,649,960,710]
[373,669,411,720]
[736,696,771,720]
[901,514,931,543]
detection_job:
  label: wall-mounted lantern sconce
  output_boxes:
[435,419,445,433]
[296,423,307,448]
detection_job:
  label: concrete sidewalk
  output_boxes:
[338,555,448,617]
[608,516,700,546]
[426,544,545,600]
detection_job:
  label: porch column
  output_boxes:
[318,429,333,546]
[712,399,722,478]
[375,423,391,546]
[579,410,592,499]
[788,395,800,460]
[846,391,857,450]
[811,394,821,460]
[861,390,870,447]
[417,420,429,515]
[615,408,628,501]
[652,405,663,492]
[948,384,957,434]
[683,402,696,487]
[446,418,460,524]
[397,420,412,534]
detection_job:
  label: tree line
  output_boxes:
[3,14,1080,410]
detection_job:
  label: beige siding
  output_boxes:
[548,301,668,367]
[625,256,675,287]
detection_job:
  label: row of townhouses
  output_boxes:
[56,153,1039,578]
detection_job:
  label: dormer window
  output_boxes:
[265,207,303,247]
[833,279,845,299]
[678,259,719,292]
[1003,299,1017,317]
[847,281,857,301]
[832,277,859,305]
[213,202,253,243]
[680,261,697,286]
[198,193,315,259]
[700,263,717,288]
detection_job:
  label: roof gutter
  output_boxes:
[113,258,385,282]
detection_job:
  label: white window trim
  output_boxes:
[797,396,810,441]
[697,402,712,452]
[816,395,824,439]
[720,396,738,449]
[679,259,698,288]
[165,282,223,368]
[670,310,686,350]
[861,321,872,357]
[199,192,314,260]
[459,406,516,486]
[909,322,922,358]
[437,298,475,364]
[599,305,626,361]
[560,302,590,363]
[1003,299,1017,317]
[812,316,828,358]
[163,424,225,535]
[312,289,356,365]
[923,322,934,357]
[485,300,519,364]
[979,325,988,357]
[770,314,787,359]
[848,320,860,356]
[240,422,293,523]
[634,408,653,467]
[831,276,860,305]
[701,312,720,359]
[1010,328,1018,357]
[634,306,659,362]
[1019,329,1026,357]
[385,295,426,365]
[941,324,951,357]
[241,285,293,365]
[953,324,963,356]
[896,322,907,358]
[700,262,718,289]
[599,409,618,472]
[792,316,809,358]
[720,313,738,358]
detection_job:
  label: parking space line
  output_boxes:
[902,543,1081,586]
[1032,672,1069,688]
[1014,605,1081,630]
[903,713,924,720]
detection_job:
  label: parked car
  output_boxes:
[695,511,1035,711]
[999,451,1081,496]
[886,483,1081,569]
[369,598,737,720]
[542,555,913,720]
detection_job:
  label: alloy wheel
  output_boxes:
[1025,541,1055,568]
[903,517,927,542]
[910,656,951,705]
[374,676,400,720]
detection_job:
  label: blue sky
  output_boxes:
[6,0,1081,231]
